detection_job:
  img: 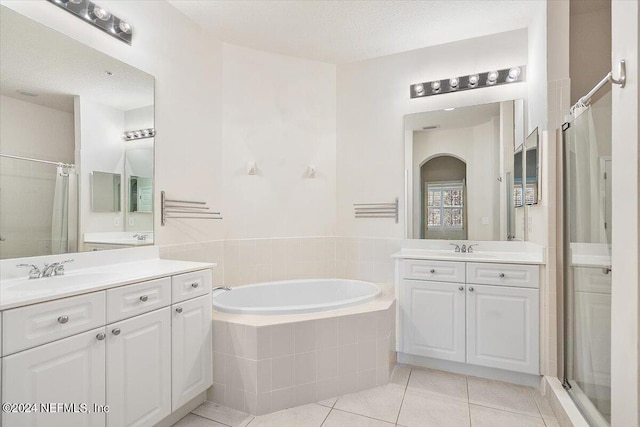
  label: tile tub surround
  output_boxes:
[208,293,395,415]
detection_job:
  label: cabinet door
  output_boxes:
[106,308,171,427]
[401,280,465,362]
[466,284,539,374]
[2,327,106,427]
[172,294,212,409]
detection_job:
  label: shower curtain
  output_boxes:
[51,166,70,254]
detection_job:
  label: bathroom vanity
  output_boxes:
[0,248,213,427]
[394,243,544,382]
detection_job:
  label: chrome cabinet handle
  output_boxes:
[57,315,69,324]
[469,287,475,292]
[175,307,183,314]
[112,328,121,335]
[191,282,199,288]
[499,273,505,278]
[139,295,149,302]
[96,333,106,341]
[429,269,435,274]
[602,266,612,275]
[458,286,464,291]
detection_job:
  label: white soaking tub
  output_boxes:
[211,278,381,315]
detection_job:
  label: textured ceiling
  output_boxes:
[169,0,540,64]
[0,6,154,113]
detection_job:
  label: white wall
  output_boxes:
[336,29,530,238]
[221,43,337,239]
[610,1,639,425]
[0,95,74,258]
[77,98,126,240]
[0,0,225,245]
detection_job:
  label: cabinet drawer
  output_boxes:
[402,260,465,283]
[466,263,539,288]
[573,267,611,294]
[2,292,106,356]
[107,277,172,323]
[172,269,211,303]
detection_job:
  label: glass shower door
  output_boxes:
[562,92,612,426]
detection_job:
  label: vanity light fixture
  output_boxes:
[122,128,155,141]
[410,66,525,98]
[47,0,133,45]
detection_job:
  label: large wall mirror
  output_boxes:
[0,6,155,259]
[405,99,526,241]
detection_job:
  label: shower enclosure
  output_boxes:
[562,89,612,426]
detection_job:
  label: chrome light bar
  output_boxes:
[47,0,133,45]
[410,66,525,99]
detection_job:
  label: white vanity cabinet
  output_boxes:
[399,258,540,375]
[402,279,466,362]
[106,308,172,427]
[1,267,213,427]
[2,327,107,427]
[171,294,212,409]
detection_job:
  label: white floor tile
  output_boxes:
[246,403,329,427]
[397,389,470,427]
[323,409,395,427]
[333,383,405,423]
[389,364,411,387]
[469,404,546,427]
[172,413,228,427]
[467,376,541,417]
[407,368,468,401]
[192,401,254,427]
[317,397,338,408]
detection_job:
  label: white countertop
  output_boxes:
[84,232,154,246]
[0,258,214,310]
[392,249,545,265]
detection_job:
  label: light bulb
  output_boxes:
[508,67,521,80]
[431,81,441,91]
[126,132,134,138]
[468,74,479,86]
[487,70,499,84]
[92,6,111,21]
[118,21,132,34]
[449,77,459,88]
[69,0,83,3]
[414,83,425,95]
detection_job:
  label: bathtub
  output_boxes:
[212,278,382,315]
[209,280,396,415]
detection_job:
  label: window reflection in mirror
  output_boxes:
[405,100,526,241]
[525,127,540,205]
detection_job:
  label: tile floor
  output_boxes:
[173,365,560,427]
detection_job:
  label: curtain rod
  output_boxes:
[0,153,74,169]
[571,60,626,114]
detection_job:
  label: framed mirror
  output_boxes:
[404,100,525,241]
[91,171,122,212]
[0,6,155,259]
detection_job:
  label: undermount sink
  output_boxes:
[3,272,114,292]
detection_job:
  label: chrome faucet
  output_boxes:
[41,259,74,277]
[133,234,147,241]
[460,244,467,253]
[213,286,232,292]
[17,263,42,279]
[449,243,461,253]
[467,244,479,253]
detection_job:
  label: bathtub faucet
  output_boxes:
[213,286,232,292]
